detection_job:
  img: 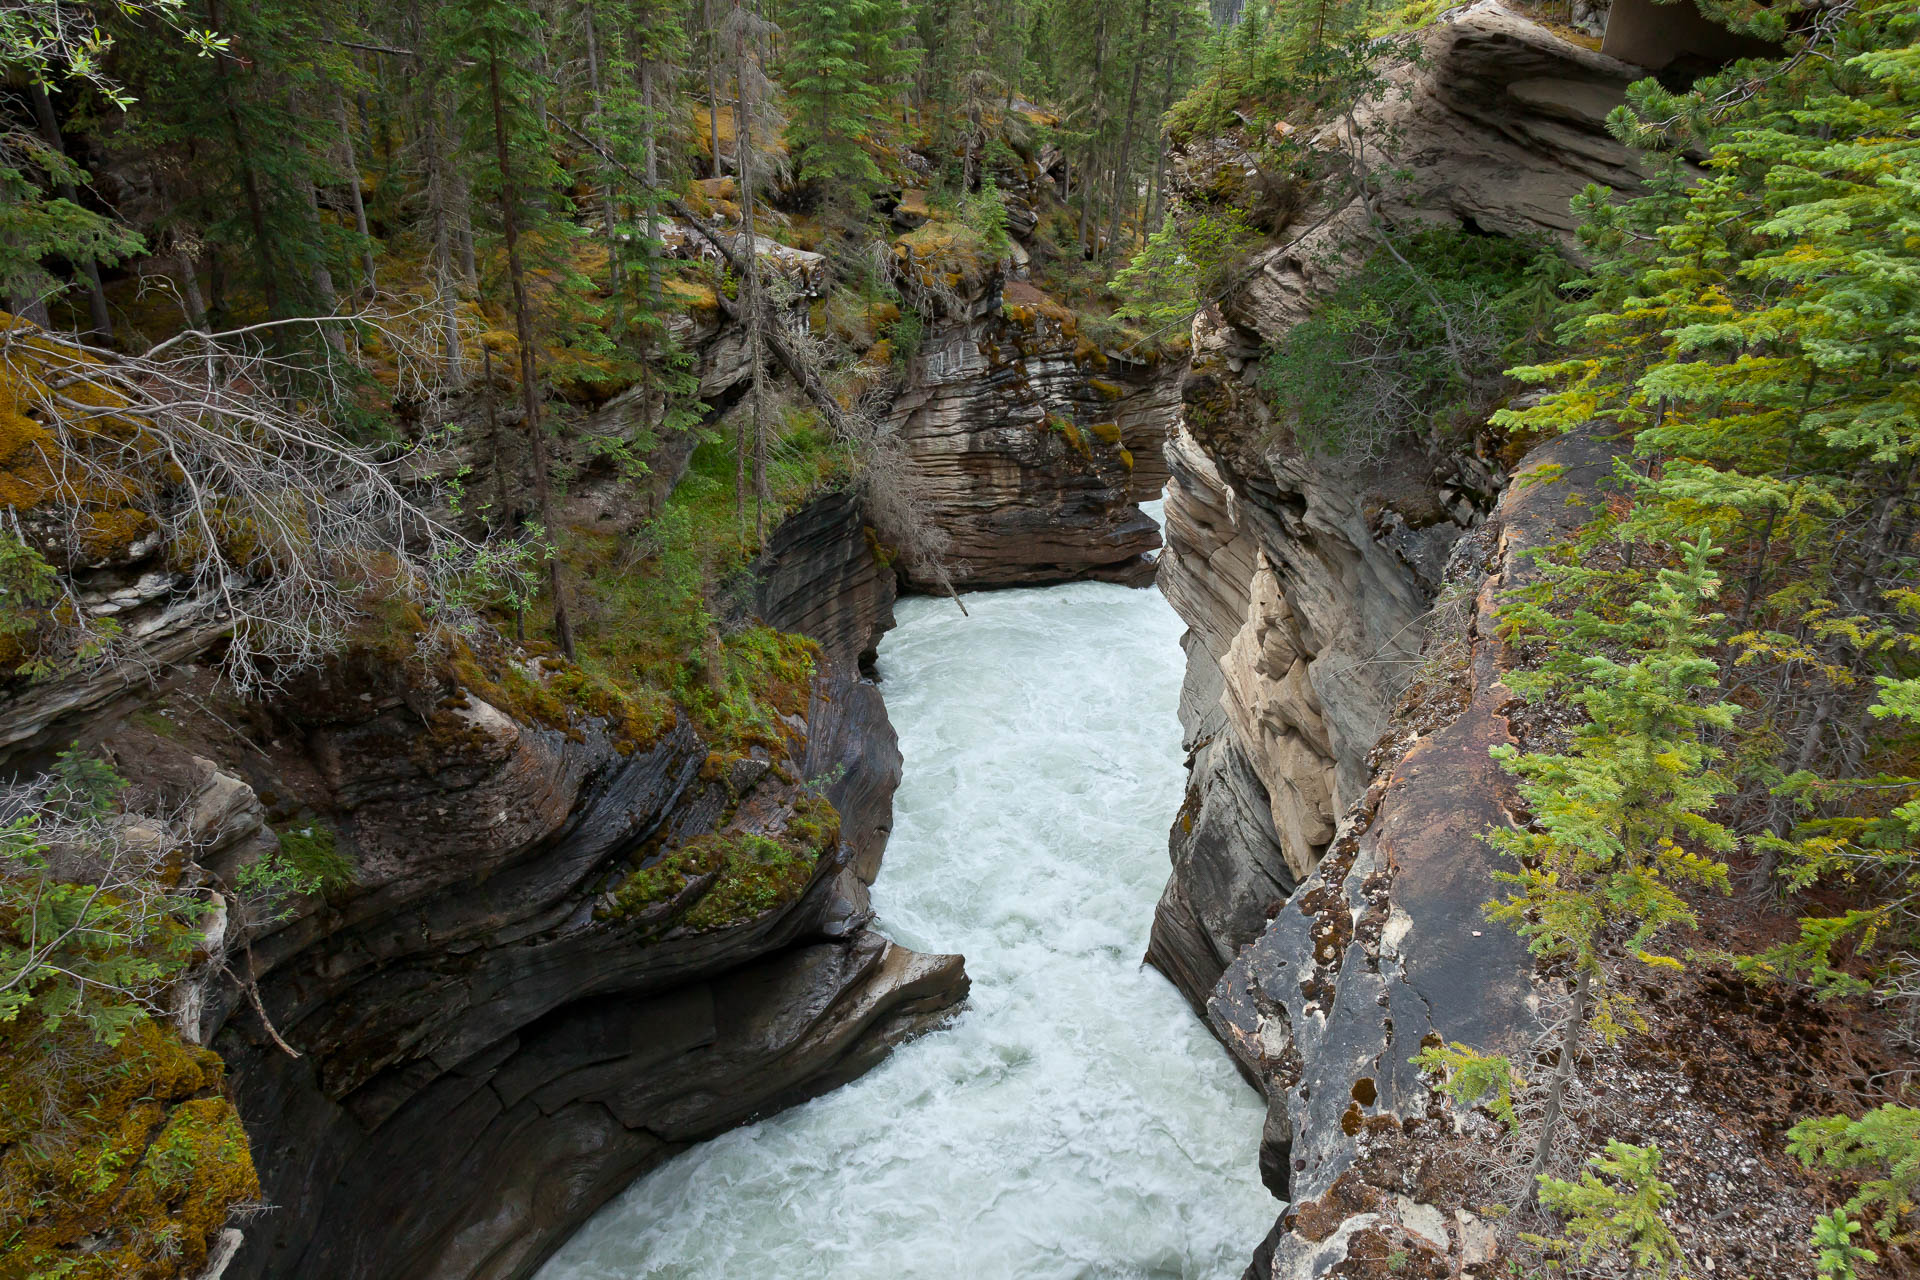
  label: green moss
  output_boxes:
[863,525,898,569]
[1087,379,1126,402]
[563,416,847,754]
[680,832,813,930]
[354,598,676,756]
[1087,421,1123,445]
[127,709,181,739]
[605,795,841,932]
[1043,415,1091,460]
[0,1014,259,1280]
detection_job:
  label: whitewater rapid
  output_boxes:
[536,510,1277,1279]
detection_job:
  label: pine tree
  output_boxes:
[446,0,580,655]
[1486,535,1738,1185]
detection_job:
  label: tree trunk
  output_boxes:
[206,0,282,319]
[1077,145,1104,256]
[299,175,342,321]
[640,54,662,307]
[583,1,623,329]
[1104,0,1155,260]
[333,91,378,296]
[706,0,726,177]
[1528,965,1591,1199]
[731,0,769,536]
[488,48,574,658]
[28,84,112,339]
[411,0,465,384]
[1079,8,1110,257]
[171,241,210,332]
[1147,30,1181,230]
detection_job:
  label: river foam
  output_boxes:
[536,520,1276,1279]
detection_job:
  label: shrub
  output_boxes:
[1112,209,1260,334]
[1258,227,1557,461]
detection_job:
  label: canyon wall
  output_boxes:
[887,260,1181,590]
[1143,6,1655,1272]
[0,484,962,1280]
[1149,2,1644,1015]
[1213,429,1617,1275]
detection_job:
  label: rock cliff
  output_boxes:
[1148,1,1645,1016]
[1210,429,1615,1275]
[887,262,1180,590]
[1142,6,1663,1273]
[3,488,964,1280]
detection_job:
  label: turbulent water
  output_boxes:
[537,510,1277,1279]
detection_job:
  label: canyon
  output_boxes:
[6,4,1865,1279]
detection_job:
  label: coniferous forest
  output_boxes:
[2,1,1920,1278]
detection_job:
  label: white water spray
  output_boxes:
[537,508,1276,1279]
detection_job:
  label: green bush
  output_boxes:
[0,752,205,1044]
[1112,208,1260,333]
[1259,227,1558,461]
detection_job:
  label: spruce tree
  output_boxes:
[446,0,580,655]
[785,0,887,196]
[1489,534,1738,1184]
[1424,537,1740,1189]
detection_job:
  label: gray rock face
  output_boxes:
[50,492,964,1280]
[1213,428,1617,1277]
[1149,0,1643,1020]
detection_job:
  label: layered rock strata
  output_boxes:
[7,491,962,1280]
[888,275,1181,590]
[1213,428,1616,1277]
[1148,1,1646,1016]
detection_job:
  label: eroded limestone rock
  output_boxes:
[1149,0,1643,1025]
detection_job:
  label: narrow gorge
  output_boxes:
[5,2,1915,1279]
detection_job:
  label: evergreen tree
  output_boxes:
[1529,1141,1687,1279]
[1427,537,1739,1188]
[785,0,887,195]
[445,0,580,655]
[1491,535,1737,1183]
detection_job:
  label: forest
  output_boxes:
[2,0,1920,1278]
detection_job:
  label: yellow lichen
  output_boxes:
[0,1014,260,1280]
[0,314,156,538]
[663,279,722,316]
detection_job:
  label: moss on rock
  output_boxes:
[0,1014,258,1280]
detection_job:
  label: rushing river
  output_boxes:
[537,505,1277,1279]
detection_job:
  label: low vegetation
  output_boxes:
[1406,3,1920,1275]
[1259,228,1560,462]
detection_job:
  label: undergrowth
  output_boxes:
[603,793,842,931]
[557,404,855,752]
[1259,228,1563,462]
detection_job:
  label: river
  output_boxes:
[536,506,1277,1279]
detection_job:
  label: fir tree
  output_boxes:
[446,0,581,655]
[1488,535,1738,1185]
[785,0,888,195]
